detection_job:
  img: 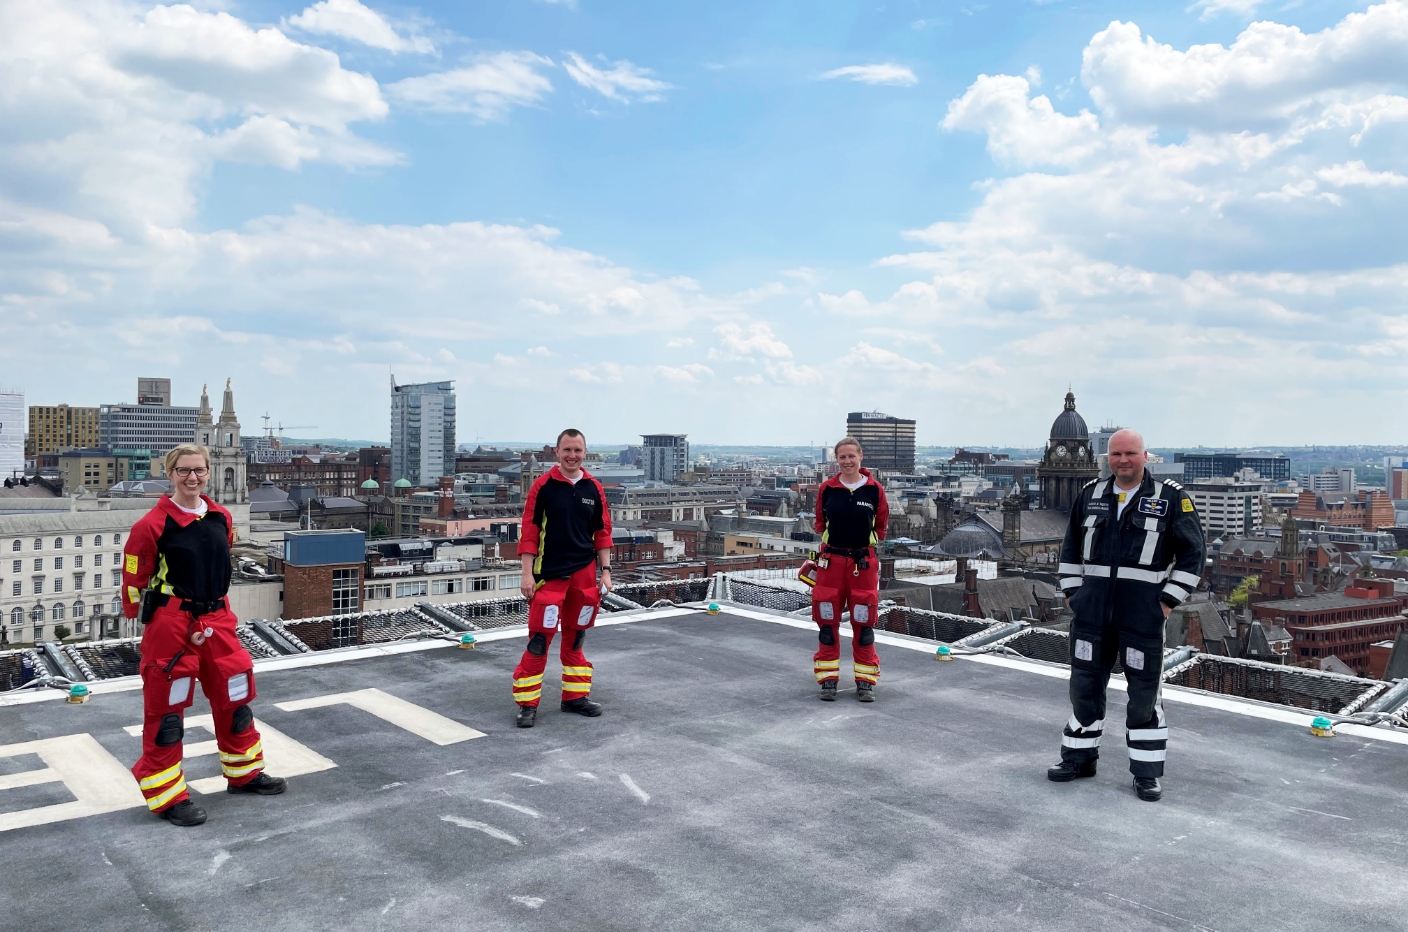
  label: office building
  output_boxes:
[641,434,689,483]
[845,411,916,472]
[26,403,100,456]
[1185,479,1264,539]
[0,390,22,479]
[390,377,456,488]
[1175,452,1291,481]
[98,378,199,461]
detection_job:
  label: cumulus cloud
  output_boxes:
[388,52,554,119]
[820,64,918,86]
[712,323,793,360]
[285,0,434,54]
[562,52,672,102]
[1188,0,1264,20]
[1316,160,1408,187]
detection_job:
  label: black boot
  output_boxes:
[1133,776,1162,802]
[819,680,838,701]
[856,682,875,703]
[161,799,207,827]
[516,704,537,728]
[228,772,287,796]
[561,696,603,717]
[1046,760,1097,782]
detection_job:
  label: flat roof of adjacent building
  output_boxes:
[1254,592,1400,612]
[2,607,1406,931]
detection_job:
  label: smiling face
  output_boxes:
[172,452,209,498]
[836,443,863,475]
[555,434,586,474]
[1107,429,1148,486]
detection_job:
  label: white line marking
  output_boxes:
[379,782,406,791]
[381,898,396,915]
[0,733,145,832]
[1288,806,1351,821]
[207,850,231,877]
[445,770,465,776]
[170,715,337,795]
[481,798,541,818]
[511,773,546,784]
[0,767,63,791]
[440,815,521,845]
[619,773,649,805]
[577,772,597,780]
[511,896,544,909]
[1103,893,1222,932]
[277,688,486,745]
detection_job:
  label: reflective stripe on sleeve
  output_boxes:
[1084,565,1112,578]
[1058,563,1084,577]
[1116,566,1169,584]
[1127,748,1167,762]
[1162,583,1189,603]
[1060,577,1083,590]
[1170,570,1201,588]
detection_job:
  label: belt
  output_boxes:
[155,594,227,618]
[822,545,872,560]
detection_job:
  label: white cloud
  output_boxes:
[285,0,434,54]
[712,323,793,360]
[942,74,1106,167]
[562,52,672,103]
[654,364,713,384]
[820,64,918,87]
[388,53,554,119]
[1188,0,1264,21]
[666,337,695,347]
[1316,160,1408,187]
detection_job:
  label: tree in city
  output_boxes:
[54,624,71,640]
[370,521,390,539]
[1227,575,1259,610]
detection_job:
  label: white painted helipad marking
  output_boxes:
[441,815,521,844]
[124,716,337,794]
[0,733,145,832]
[0,767,63,791]
[276,688,486,745]
[481,798,541,818]
[619,773,649,804]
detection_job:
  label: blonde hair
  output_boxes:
[164,443,210,477]
[834,436,864,456]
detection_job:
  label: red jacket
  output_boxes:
[814,469,889,550]
[517,466,613,580]
[121,495,235,618]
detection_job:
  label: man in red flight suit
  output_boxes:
[811,437,890,701]
[512,429,614,728]
[123,444,285,827]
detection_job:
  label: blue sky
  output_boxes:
[1,0,1405,448]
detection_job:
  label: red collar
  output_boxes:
[821,468,875,490]
[547,465,594,484]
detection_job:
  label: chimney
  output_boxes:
[963,566,981,617]
[438,476,455,519]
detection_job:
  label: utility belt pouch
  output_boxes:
[138,588,161,626]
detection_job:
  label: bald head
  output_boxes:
[1107,429,1148,486]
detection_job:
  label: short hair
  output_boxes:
[834,436,864,456]
[556,429,585,447]
[164,443,210,476]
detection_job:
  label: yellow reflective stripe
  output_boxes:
[561,684,590,693]
[854,664,879,674]
[222,761,263,778]
[139,763,183,790]
[219,741,263,763]
[513,689,542,702]
[815,672,839,682]
[534,512,547,577]
[855,673,879,683]
[561,666,593,676]
[127,586,141,604]
[513,676,544,687]
[814,660,840,669]
[146,778,187,810]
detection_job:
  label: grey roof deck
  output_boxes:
[2,607,1406,932]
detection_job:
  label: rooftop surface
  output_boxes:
[1255,592,1400,612]
[2,608,1406,932]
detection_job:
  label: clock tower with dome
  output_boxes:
[1037,390,1099,513]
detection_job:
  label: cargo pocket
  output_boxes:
[812,587,839,623]
[212,650,257,709]
[1069,628,1105,669]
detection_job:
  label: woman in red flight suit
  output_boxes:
[811,437,890,701]
[122,443,285,827]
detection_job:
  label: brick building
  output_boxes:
[277,529,365,620]
[249,453,361,498]
[1291,489,1394,532]
[1252,580,1408,675]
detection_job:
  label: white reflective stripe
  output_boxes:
[1084,565,1111,578]
[1149,481,1164,511]
[1128,728,1169,742]
[1170,570,1201,588]
[1058,563,1084,576]
[1116,566,1168,584]
[168,677,192,706]
[227,672,249,704]
[1162,583,1189,603]
[1068,715,1104,733]
[1127,748,1167,762]
[1060,577,1083,590]
[1062,735,1102,749]
[1139,525,1160,565]
[1083,516,1099,527]
[1094,479,1110,498]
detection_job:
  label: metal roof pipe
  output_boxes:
[1360,678,1408,715]
[415,601,473,632]
[954,620,1026,649]
[1162,645,1200,673]
[40,642,82,682]
[250,619,304,655]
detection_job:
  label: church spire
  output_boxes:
[219,377,236,422]
[198,383,211,420]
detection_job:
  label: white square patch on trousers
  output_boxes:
[577,606,594,627]
[1125,647,1145,671]
[542,605,559,629]
[1074,639,1093,662]
[227,672,249,703]
[168,676,192,706]
[852,604,869,624]
[818,602,834,621]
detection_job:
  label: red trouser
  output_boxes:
[131,600,265,812]
[512,563,602,708]
[811,549,880,686]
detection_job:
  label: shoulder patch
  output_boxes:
[1166,480,1183,490]
[1081,478,1099,489]
[1182,497,1195,513]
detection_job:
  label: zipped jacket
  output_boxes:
[122,495,234,619]
[517,466,613,581]
[814,469,890,551]
[1058,471,1205,634]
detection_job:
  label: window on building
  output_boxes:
[73,601,84,617]
[112,571,121,586]
[93,553,102,566]
[331,568,359,615]
[75,621,85,634]
[10,540,18,551]
[32,539,40,550]
[113,533,121,545]
[74,574,83,590]
[32,579,42,595]
[94,535,103,546]
[498,574,520,589]
[54,557,63,570]
[34,626,44,641]
[32,558,41,572]
[53,578,63,593]
[432,578,464,596]
[9,607,21,626]
[30,605,43,623]
[472,577,494,592]
[54,538,63,549]
[394,580,428,598]
[75,536,83,547]
[11,582,19,597]
[110,598,121,615]
[74,555,83,568]
[11,560,19,573]
[364,583,392,601]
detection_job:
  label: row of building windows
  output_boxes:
[6,600,116,624]
[5,572,120,596]
[364,574,512,602]
[12,553,113,572]
[6,534,121,551]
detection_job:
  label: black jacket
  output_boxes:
[1058,471,1205,635]
[517,466,613,581]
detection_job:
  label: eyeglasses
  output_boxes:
[172,467,209,478]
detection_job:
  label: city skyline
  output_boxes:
[2,1,1405,446]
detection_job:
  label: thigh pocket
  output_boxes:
[812,587,840,623]
[1069,629,1105,669]
[571,584,602,628]
[1119,632,1164,683]
[849,590,879,626]
[212,650,257,708]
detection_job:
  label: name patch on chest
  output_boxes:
[1137,498,1169,517]
[1086,501,1110,514]
[856,501,875,510]
[580,497,595,507]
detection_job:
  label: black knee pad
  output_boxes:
[858,626,875,647]
[527,633,547,656]
[231,704,254,735]
[155,713,184,747]
[573,630,586,650]
[818,625,835,646]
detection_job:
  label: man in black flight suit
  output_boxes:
[1047,429,1205,802]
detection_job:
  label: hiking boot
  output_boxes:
[561,696,603,717]
[1133,776,1162,802]
[161,799,207,827]
[856,682,875,703]
[819,680,838,701]
[1046,760,1097,782]
[516,704,537,728]
[228,772,287,796]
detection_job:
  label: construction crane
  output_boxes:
[276,423,317,440]
[260,415,317,440]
